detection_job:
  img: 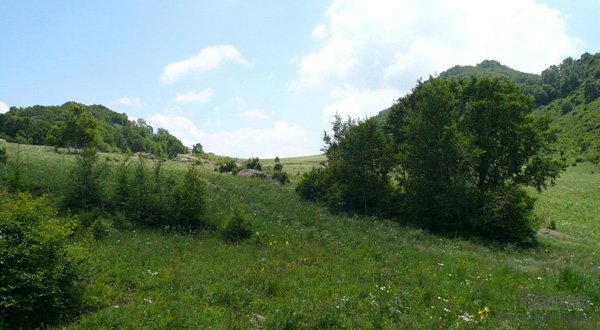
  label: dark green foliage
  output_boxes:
[192,143,204,154]
[246,157,262,171]
[272,170,290,184]
[296,167,332,202]
[297,116,392,215]
[273,163,283,171]
[65,148,103,211]
[221,205,253,243]
[173,166,207,229]
[470,186,537,246]
[0,146,6,164]
[386,77,565,245]
[90,217,112,241]
[110,158,207,230]
[0,102,187,158]
[218,160,236,173]
[0,192,86,328]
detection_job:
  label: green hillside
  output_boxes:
[377,53,600,162]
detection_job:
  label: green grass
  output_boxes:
[1,143,598,329]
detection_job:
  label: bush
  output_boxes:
[173,166,208,230]
[218,160,236,173]
[0,146,6,165]
[272,170,290,184]
[295,167,332,202]
[471,186,537,247]
[221,205,253,243]
[0,192,86,328]
[90,217,112,241]
[64,148,103,211]
[246,157,262,171]
[273,163,283,171]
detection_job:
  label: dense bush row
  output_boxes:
[297,77,565,246]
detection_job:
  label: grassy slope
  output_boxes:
[1,143,599,329]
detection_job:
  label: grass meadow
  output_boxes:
[0,142,599,329]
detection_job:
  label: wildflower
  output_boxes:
[478,306,491,319]
[459,312,474,322]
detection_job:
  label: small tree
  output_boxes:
[173,166,207,229]
[0,192,86,328]
[246,157,262,171]
[192,143,204,154]
[46,104,99,151]
[64,147,103,211]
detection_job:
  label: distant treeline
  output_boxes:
[439,53,600,107]
[0,102,188,158]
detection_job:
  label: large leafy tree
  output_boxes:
[46,103,99,150]
[387,77,564,245]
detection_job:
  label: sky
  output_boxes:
[1,0,599,158]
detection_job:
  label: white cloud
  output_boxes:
[224,96,245,108]
[111,97,142,107]
[147,114,309,158]
[0,101,9,114]
[174,88,214,103]
[241,109,270,120]
[293,0,582,124]
[161,44,250,84]
[321,87,399,123]
[312,24,327,38]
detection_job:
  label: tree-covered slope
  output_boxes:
[377,53,600,162]
[0,102,188,158]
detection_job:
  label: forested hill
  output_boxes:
[0,102,188,158]
[377,53,600,162]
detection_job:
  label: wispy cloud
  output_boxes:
[147,114,308,158]
[161,44,250,84]
[0,101,9,114]
[111,97,143,107]
[241,109,270,120]
[292,0,582,124]
[174,88,214,103]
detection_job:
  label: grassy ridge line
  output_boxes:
[0,143,597,328]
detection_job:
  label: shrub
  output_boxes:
[0,146,6,165]
[221,205,253,243]
[0,192,86,328]
[295,167,332,202]
[471,186,537,247]
[272,170,290,184]
[218,160,236,173]
[90,217,112,241]
[273,163,283,171]
[64,147,103,211]
[173,165,207,230]
[246,157,262,171]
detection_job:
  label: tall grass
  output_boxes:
[0,143,598,328]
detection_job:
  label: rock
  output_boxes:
[176,153,199,162]
[250,314,266,325]
[134,152,155,160]
[538,228,567,239]
[237,169,273,180]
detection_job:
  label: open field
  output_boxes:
[0,143,599,329]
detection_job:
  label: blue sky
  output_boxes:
[1,0,599,157]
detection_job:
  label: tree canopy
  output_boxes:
[299,77,565,246]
